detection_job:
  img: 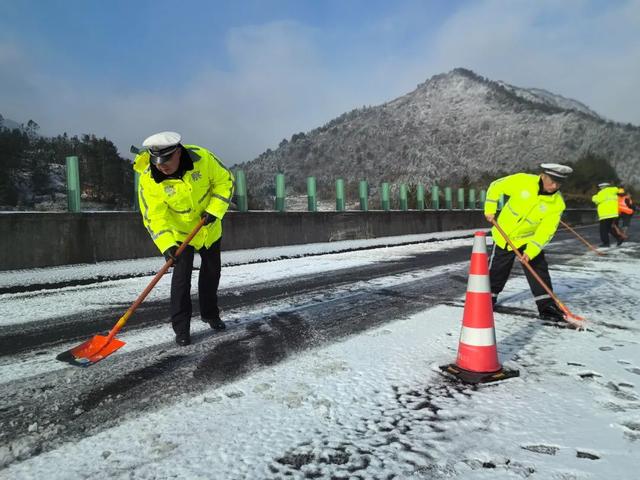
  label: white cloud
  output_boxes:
[1,1,639,164]
[1,21,360,164]
[425,0,640,122]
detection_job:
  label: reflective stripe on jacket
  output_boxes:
[133,144,235,253]
[484,173,565,260]
[619,194,633,215]
[591,186,619,220]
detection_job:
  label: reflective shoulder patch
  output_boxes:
[186,146,202,162]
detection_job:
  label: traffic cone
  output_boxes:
[440,231,519,384]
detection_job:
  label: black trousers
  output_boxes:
[170,239,221,336]
[489,243,554,313]
[599,218,623,246]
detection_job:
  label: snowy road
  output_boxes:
[1,225,639,479]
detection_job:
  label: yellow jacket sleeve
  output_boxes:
[484,173,526,215]
[203,152,235,220]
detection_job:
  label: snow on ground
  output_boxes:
[0,229,480,290]
[0,231,480,329]
[1,235,639,478]
[0,231,477,387]
[0,258,466,385]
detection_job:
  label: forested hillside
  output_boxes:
[240,68,640,208]
[0,118,133,210]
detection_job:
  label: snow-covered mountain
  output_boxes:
[240,68,640,204]
[495,82,602,119]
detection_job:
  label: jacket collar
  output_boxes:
[538,177,556,196]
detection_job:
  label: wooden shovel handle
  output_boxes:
[104,217,207,342]
[490,219,568,312]
[560,220,604,256]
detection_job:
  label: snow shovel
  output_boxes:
[490,219,586,329]
[560,220,605,256]
[56,218,206,367]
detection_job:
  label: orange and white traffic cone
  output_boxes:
[440,231,519,384]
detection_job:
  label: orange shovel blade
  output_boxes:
[563,312,586,330]
[56,335,126,367]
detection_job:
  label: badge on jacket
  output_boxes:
[191,171,202,182]
[539,204,547,212]
[164,185,176,196]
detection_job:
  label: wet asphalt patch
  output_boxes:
[0,244,472,357]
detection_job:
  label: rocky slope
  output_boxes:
[240,68,640,206]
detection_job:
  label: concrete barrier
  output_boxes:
[0,209,597,270]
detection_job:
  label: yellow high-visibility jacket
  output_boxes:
[484,173,565,260]
[591,186,620,220]
[133,144,235,254]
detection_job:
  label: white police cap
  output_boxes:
[539,163,572,179]
[142,131,182,165]
[597,182,611,188]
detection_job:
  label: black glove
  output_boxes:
[201,212,217,225]
[163,245,179,264]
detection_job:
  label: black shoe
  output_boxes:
[617,238,624,246]
[598,243,610,248]
[538,304,565,322]
[175,333,191,346]
[205,317,226,331]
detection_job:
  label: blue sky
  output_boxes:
[1,0,638,164]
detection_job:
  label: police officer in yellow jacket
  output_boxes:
[592,183,624,247]
[484,163,572,321]
[134,131,235,346]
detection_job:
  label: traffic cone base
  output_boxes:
[439,363,519,384]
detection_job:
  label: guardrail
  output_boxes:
[0,209,597,270]
[64,155,488,214]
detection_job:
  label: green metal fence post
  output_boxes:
[457,188,465,210]
[416,184,425,211]
[381,182,390,211]
[359,180,368,211]
[275,173,285,212]
[431,185,440,210]
[399,184,408,211]
[480,189,486,209]
[307,176,317,212]
[235,169,248,212]
[336,178,345,211]
[498,193,505,210]
[65,155,81,213]
[444,187,452,209]
[468,188,476,209]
